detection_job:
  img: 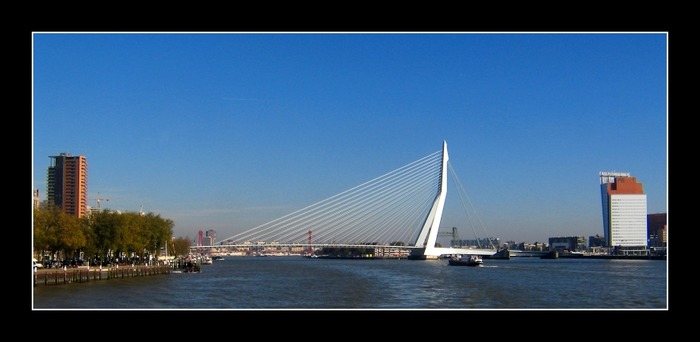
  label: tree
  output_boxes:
[172,236,192,257]
[33,206,84,262]
[141,213,173,259]
[33,207,53,257]
[34,207,176,265]
[54,210,85,261]
[90,210,119,261]
[80,216,98,260]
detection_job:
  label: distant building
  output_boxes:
[600,172,647,252]
[33,189,40,209]
[88,206,101,216]
[204,229,217,245]
[589,234,605,247]
[513,242,547,251]
[47,153,88,218]
[647,213,667,247]
[548,236,586,251]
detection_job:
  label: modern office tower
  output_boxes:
[600,172,647,252]
[47,153,88,218]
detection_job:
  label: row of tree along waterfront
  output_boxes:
[33,207,192,268]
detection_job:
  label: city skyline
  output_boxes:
[32,32,667,243]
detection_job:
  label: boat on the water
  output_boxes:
[202,256,213,265]
[448,255,484,267]
[173,255,202,273]
[176,261,201,273]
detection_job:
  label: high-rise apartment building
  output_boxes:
[599,172,647,250]
[47,153,88,218]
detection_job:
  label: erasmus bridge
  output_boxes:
[201,141,496,259]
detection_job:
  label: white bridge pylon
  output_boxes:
[215,140,496,259]
[410,141,496,259]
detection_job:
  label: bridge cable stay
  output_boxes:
[311,151,439,245]
[447,161,496,249]
[218,149,444,246]
[316,161,440,244]
[226,150,441,245]
[294,156,438,243]
[274,152,439,244]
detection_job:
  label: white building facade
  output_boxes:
[600,172,648,252]
[608,194,648,246]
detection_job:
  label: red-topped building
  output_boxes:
[600,172,647,251]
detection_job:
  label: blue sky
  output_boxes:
[32,32,667,243]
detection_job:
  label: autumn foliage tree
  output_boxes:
[172,236,192,257]
[33,208,177,265]
[33,206,86,263]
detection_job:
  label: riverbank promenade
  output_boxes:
[33,265,171,287]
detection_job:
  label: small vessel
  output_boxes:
[202,256,213,265]
[448,255,484,267]
[176,261,201,273]
[174,256,202,273]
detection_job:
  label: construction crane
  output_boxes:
[91,192,110,210]
[438,227,460,247]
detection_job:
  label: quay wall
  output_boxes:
[33,265,171,287]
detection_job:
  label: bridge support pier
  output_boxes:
[408,249,427,260]
[407,248,441,260]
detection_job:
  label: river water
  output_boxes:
[32,257,667,310]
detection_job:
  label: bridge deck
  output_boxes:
[432,247,498,256]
